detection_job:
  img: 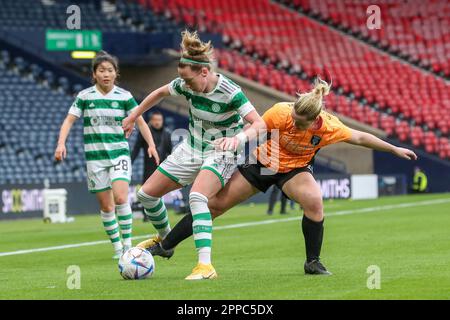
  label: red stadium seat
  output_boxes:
[294,0,450,77]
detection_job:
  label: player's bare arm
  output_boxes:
[122,85,171,137]
[54,114,78,161]
[136,116,160,165]
[347,129,417,160]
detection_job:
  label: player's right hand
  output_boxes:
[393,147,417,160]
[213,137,239,152]
[122,115,136,138]
[147,145,160,166]
[54,144,67,161]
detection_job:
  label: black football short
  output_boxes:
[238,159,313,194]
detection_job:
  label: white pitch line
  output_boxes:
[0,197,449,258]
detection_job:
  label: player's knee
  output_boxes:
[113,194,128,205]
[302,197,323,220]
[189,192,208,206]
[305,211,323,222]
[100,204,115,213]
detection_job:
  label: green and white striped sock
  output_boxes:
[189,192,212,265]
[116,203,133,248]
[100,211,123,253]
[137,189,171,239]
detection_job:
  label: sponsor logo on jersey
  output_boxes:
[90,116,122,126]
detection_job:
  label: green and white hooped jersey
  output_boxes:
[68,85,138,167]
[168,74,255,152]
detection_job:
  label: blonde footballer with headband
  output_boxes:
[122,30,265,280]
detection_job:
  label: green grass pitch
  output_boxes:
[0,193,449,300]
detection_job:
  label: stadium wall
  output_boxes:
[0,29,222,66]
[374,148,450,193]
[1,172,408,220]
[1,173,372,220]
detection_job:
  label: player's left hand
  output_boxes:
[393,147,417,160]
[214,137,239,152]
[147,145,160,165]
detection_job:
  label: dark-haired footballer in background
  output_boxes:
[55,51,159,259]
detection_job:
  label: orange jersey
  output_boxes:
[256,102,352,173]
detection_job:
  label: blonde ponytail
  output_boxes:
[179,30,214,69]
[313,77,331,97]
[294,77,331,120]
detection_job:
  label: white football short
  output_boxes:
[157,140,238,188]
[86,156,132,193]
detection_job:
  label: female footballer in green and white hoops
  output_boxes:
[122,30,265,280]
[55,51,159,259]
